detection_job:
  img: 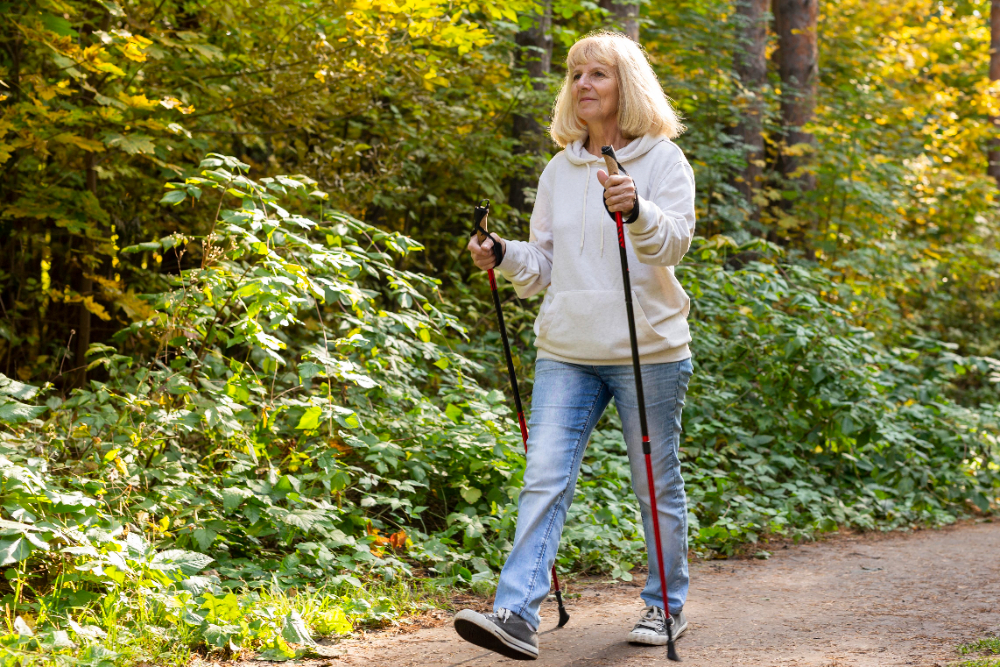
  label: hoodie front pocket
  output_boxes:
[536,290,671,361]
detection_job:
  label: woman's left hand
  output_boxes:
[597,170,636,215]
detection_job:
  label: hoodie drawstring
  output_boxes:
[580,162,589,253]
[600,181,605,257]
[579,162,607,257]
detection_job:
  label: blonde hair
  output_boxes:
[549,31,685,147]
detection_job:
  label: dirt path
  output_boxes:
[331,521,999,667]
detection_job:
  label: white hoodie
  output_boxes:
[497,134,696,365]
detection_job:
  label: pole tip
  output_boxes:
[667,639,681,662]
[555,591,570,627]
[666,618,681,661]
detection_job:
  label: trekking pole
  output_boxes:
[472,199,570,629]
[601,147,680,662]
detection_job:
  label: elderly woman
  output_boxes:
[454,32,696,660]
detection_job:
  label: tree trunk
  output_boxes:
[74,11,111,387]
[509,3,553,214]
[988,0,1000,186]
[75,150,96,387]
[731,0,770,221]
[773,0,818,191]
[599,0,639,42]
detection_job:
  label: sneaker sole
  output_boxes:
[454,610,538,661]
[627,617,688,646]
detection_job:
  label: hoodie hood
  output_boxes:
[563,133,672,257]
[563,134,669,166]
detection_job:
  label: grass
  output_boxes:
[956,636,1000,667]
[0,577,460,667]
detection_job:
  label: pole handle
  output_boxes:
[473,199,504,267]
[601,145,621,176]
[473,199,491,245]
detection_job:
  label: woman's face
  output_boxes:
[572,59,619,126]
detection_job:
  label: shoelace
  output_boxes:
[494,608,512,623]
[634,606,666,633]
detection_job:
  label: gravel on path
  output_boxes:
[327,521,1000,667]
[202,521,1000,667]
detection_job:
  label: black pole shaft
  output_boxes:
[614,220,650,441]
[488,269,529,442]
[610,190,679,660]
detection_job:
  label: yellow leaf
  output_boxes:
[94,61,126,77]
[120,36,149,62]
[52,134,106,153]
[160,97,195,114]
[82,296,112,321]
[118,92,158,109]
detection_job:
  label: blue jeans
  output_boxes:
[493,357,694,629]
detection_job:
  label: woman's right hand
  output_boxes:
[467,234,506,271]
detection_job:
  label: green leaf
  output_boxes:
[203,623,241,648]
[0,400,45,424]
[150,549,214,576]
[76,645,118,667]
[444,403,463,422]
[281,610,316,645]
[222,487,253,513]
[159,190,187,205]
[98,1,125,16]
[314,607,352,635]
[258,635,297,661]
[200,592,242,623]
[120,241,162,254]
[971,491,991,513]
[273,508,325,531]
[193,528,217,551]
[0,519,39,535]
[338,413,361,429]
[460,487,482,504]
[0,538,31,566]
[0,374,39,400]
[233,281,261,298]
[42,14,77,37]
[296,406,323,430]
[105,133,157,155]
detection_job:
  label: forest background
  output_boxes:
[2,0,1000,664]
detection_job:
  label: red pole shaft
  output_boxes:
[644,448,670,613]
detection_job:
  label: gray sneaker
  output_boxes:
[454,608,539,660]
[627,606,687,646]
